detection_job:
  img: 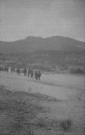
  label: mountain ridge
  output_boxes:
[0,36,85,54]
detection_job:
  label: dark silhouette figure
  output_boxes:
[35,71,41,80]
[16,68,20,75]
[28,69,31,77]
[5,66,9,72]
[23,68,27,76]
[30,70,33,78]
[11,67,15,72]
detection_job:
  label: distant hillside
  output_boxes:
[0,36,85,54]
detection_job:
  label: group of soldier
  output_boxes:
[0,66,9,72]
[0,66,42,80]
[15,68,41,80]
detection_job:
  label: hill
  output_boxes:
[0,36,85,54]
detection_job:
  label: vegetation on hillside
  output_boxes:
[0,50,85,74]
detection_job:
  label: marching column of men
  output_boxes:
[0,66,42,80]
[19,68,41,80]
[27,69,41,80]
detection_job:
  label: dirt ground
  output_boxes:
[0,71,85,135]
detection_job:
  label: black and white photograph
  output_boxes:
[0,0,85,135]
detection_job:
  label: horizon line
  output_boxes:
[0,35,85,43]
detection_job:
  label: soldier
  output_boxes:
[30,70,33,78]
[38,71,41,80]
[28,69,31,77]
[11,67,15,72]
[35,71,38,80]
[23,68,27,76]
[11,67,13,72]
[5,66,8,72]
[17,68,20,75]
[35,71,41,80]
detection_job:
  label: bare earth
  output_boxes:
[0,71,85,135]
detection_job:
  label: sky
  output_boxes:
[0,0,85,42]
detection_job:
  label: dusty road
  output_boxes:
[0,71,85,135]
[0,71,85,100]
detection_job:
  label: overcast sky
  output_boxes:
[0,0,85,41]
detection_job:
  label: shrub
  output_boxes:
[69,67,85,74]
[60,119,72,132]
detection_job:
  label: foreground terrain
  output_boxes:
[0,71,85,135]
